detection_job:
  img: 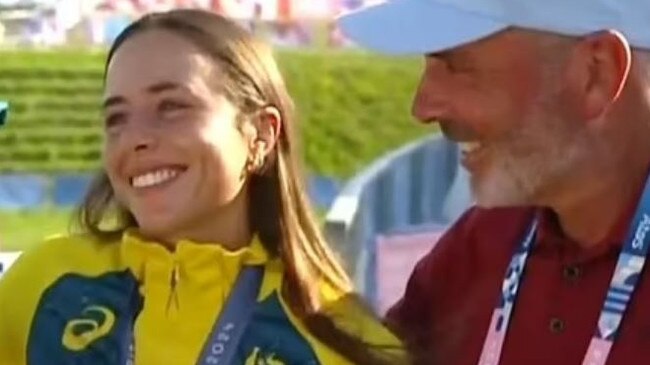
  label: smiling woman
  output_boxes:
[0,9,406,365]
[100,31,256,248]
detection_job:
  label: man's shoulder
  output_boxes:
[419,205,536,268]
[382,206,537,352]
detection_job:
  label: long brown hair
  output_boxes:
[76,9,405,365]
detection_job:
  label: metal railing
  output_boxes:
[324,133,472,303]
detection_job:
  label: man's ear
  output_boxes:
[565,30,631,120]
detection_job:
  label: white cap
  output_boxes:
[338,0,650,54]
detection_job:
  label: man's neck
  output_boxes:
[552,156,650,249]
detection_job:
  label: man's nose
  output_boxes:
[411,61,451,123]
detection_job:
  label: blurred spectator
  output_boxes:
[0,0,375,48]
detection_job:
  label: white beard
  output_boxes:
[470,89,594,208]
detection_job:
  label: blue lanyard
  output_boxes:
[125,266,264,365]
[479,173,650,365]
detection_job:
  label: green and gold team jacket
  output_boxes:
[0,231,402,364]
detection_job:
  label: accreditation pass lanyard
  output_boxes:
[478,173,650,365]
[125,265,264,365]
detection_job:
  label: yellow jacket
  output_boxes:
[0,232,402,364]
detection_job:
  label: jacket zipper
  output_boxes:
[166,263,180,314]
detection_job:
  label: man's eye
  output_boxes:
[105,112,126,128]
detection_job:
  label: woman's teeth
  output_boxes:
[131,168,182,188]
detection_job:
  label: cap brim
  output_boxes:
[337,0,509,55]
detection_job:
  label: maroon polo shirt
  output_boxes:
[386,200,650,365]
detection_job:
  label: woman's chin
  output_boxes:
[133,216,182,244]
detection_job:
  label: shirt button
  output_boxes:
[549,318,566,334]
[563,265,582,282]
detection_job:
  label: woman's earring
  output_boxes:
[246,154,256,174]
[254,153,265,172]
[247,152,265,174]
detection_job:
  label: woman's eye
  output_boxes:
[159,100,190,113]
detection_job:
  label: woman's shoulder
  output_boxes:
[0,233,125,297]
[0,233,127,360]
[322,293,404,348]
[304,291,406,364]
[7,233,122,272]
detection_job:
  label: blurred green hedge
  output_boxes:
[0,49,431,178]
